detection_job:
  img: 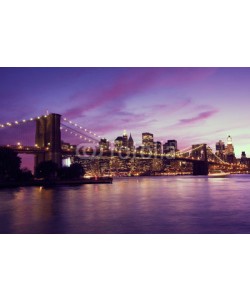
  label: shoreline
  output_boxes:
[0,177,113,189]
[1,173,249,189]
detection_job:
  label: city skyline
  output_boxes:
[0,67,250,161]
[2,2,250,296]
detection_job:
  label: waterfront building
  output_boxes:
[215,140,226,160]
[133,158,153,175]
[168,140,178,150]
[240,151,247,165]
[74,157,111,177]
[114,136,123,151]
[98,158,111,175]
[142,132,154,151]
[152,158,164,172]
[110,157,131,175]
[216,140,225,151]
[114,131,129,151]
[61,142,76,151]
[136,146,143,155]
[99,138,110,151]
[73,157,97,176]
[163,140,177,154]
[62,157,73,167]
[153,141,162,154]
[85,147,94,154]
[73,154,196,177]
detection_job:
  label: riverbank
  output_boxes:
[0,177,113,188]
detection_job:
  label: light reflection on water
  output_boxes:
[1,175,250,233]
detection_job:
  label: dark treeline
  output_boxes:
[35,160,85,180]
[0,147,84,182]
[0,147,33,182]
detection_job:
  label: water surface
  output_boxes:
[1,175,250,233]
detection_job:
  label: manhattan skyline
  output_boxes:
[0,67,250,159]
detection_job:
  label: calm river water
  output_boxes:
[1,175,250,234]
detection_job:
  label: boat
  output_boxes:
[208,170,230,178]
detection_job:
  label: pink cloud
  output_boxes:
[64,69,166,118]
[63,68,217,120]
[178,110,218,125]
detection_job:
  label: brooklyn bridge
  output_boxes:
[0,112,242,176]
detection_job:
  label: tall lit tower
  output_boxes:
[122,130,128,148]
[142,132,154,154]
[227,135,232,145]
[226,135,236,163]
[226,135,234,153]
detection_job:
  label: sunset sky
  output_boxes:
[0,67,250,168]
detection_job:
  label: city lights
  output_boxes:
[0,113,248,177]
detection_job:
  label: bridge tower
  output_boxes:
[35,113,62,169]
[193,144,209,176]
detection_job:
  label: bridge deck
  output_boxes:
[0,146,223,165]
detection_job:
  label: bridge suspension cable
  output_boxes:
[0,114,45,128]
[206,147,230,165]
[60,124,99,145]
[176,144,204,156]
[175,145,193,155]
[62,116,108,141]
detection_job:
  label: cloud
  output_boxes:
[61,107,86,119]
[178,109,218,126]
[62,68,217,120]
[82,110,155,136]
[152,98,192,114]
[63,69,164,118]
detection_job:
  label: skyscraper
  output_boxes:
[225,135,236,163]
[163,140,177,154]
[142,132,154,151]
[128,133,134,151]
[99,138,110,151]
[215,140,226,159]
[153,141,162,154]
[122,130,128,148]
[114,136,123,151]
[241,151,247,165]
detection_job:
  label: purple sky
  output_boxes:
[0,67,250,168]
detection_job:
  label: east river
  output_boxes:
[1,175,250,233]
